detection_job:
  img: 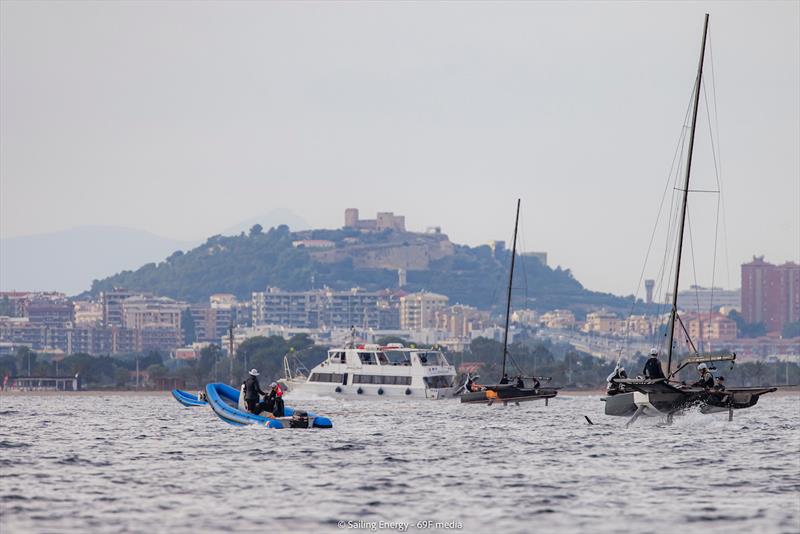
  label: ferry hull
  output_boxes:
[285,380,456,399]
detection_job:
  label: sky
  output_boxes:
[1,1,798,296]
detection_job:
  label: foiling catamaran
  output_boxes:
[460,199,558,406]
[603,14,776,426]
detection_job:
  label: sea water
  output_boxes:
[1,392,798,533]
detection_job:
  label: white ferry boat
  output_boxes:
[283,343,459,399]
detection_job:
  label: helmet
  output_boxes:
[649,347,659,356]
[697,363,708,371]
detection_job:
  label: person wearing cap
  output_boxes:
[714,376,726,392]
[243,369,266,413]
[642,348,666,380]
[606,364,628,395]
[691,363,715,389]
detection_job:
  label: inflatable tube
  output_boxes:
[204,383,333,429]
[172,389,207,407]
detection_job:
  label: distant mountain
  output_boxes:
[223,208,310,236]
[86,225,642,316]
[0,226,196,296]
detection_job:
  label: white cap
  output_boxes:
[697,363,708,371]
[249,369,259,376]
[270,382,277,388]
[649,347,659,356]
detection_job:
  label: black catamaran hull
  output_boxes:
[607,379,777,419]
[461,386,558,405]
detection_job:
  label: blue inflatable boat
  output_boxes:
[204,383,333,429]
[172,389,207,407]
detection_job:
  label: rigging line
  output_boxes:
[685,210,705,352]
[656,184,685,352]
[622,90,696,361]
[708,34,732,289]
[673,188,720,193]
[676,314,699,355]
[702,72,723,316]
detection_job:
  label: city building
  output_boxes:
[582,310,625,335]
[682,312,738,343]
[251,287,396,330]
[741,257,800,333]
[540,309,576,330]
[399,292,449,331]
[435,304,488,339]
[665,285,741,313]
[101,288,137,327]
[73,301,103,326]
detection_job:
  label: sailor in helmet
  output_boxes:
[691,363,715,389]
[606,364,628,395]
[642,347,666,380]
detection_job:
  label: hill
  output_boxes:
[86,224,641,315]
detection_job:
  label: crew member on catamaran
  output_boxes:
[643,348,666,379]
[714,376,726,391]
[606,365,628,395]
[691,363,715,389]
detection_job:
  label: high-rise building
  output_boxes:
[741,257,800,333]
[399,292,449,331]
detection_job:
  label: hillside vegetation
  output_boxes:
[88,225,639,314]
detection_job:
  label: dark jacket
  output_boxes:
[643,357,666,379]
[692,373,715,389]
[244,375,266,400]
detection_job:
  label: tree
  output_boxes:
[727,310,766,338]
[181,308,196,344]
[15,347,36,377]
[115,367,130,387]
[146,364,168,381]
[249,224,263,237]
[781,320,800,339]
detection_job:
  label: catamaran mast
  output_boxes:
[501,199,521,378]
[666,13,709,376]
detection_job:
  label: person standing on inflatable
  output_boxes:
[243,369,266,413]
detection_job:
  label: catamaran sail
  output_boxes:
[460,199,558,406]
[603,14,776,424]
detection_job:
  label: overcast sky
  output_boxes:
[1,1,798,296]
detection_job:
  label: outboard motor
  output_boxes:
[290,410,310,428]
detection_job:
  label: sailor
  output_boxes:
[714,376,726,391]
[691,363,715,389]
[243,369,266,413]
[606,365,628,395]
[268,382,285,418]
[515,376,525,388]
[499,374,510,385]
[643,348,666,380]
[466,374,484,392]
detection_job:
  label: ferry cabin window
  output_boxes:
[358,352,378,365]
[309,373,344,383]
[423,376,454,388]
[353,375,412,385]
[416,352,445,366]
[376,352,390,365]
[329,352,345,363]
[385,350,412,366]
